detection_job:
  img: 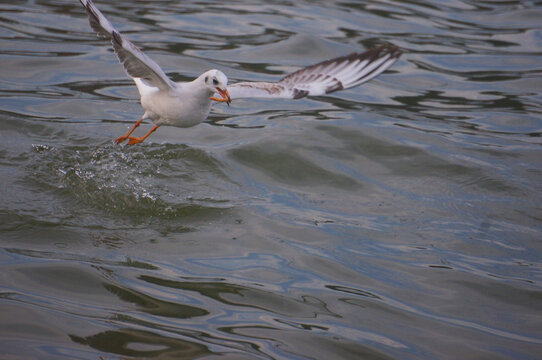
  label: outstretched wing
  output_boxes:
[227,45,401,100]
[79,0,175,91]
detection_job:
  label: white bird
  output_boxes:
[79,0,402,145]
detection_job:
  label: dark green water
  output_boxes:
[1,1,542,359]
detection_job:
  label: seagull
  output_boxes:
[79,0,402,145]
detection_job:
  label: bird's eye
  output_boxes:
[212,78,218,85]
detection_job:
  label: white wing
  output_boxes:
[227,45,402,100]
[79,0,175,91]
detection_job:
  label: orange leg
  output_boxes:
[126,125,159,145]
[115,119,143,144]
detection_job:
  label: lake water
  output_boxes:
[1,0,542,359]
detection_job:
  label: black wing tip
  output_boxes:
[323,44,402,65]
[344,44,402,84]
[378,44,403,59]
[81,0,125,48]
[81,0,109,39]
[81,0,96,20]
[350,44,403,62]
[280,44,402,84]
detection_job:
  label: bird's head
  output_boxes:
[202,69,231,105]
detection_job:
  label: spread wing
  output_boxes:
[227,45,401,100]
[79,0,175,91]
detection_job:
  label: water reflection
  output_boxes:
[70,329,213,359]
[1,0,542,359]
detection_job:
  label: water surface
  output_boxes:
[1,0,542,359]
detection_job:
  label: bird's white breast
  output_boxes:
[135,78,212,128]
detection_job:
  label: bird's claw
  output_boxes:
[115,136,128,144]
[126,137,143,145]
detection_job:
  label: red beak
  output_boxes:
[216,87,231,106]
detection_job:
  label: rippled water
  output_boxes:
[1,0,542,359]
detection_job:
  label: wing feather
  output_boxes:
[79,0,174,91]
[227,45,401,100]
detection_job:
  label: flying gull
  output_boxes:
[79,0,402,145]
